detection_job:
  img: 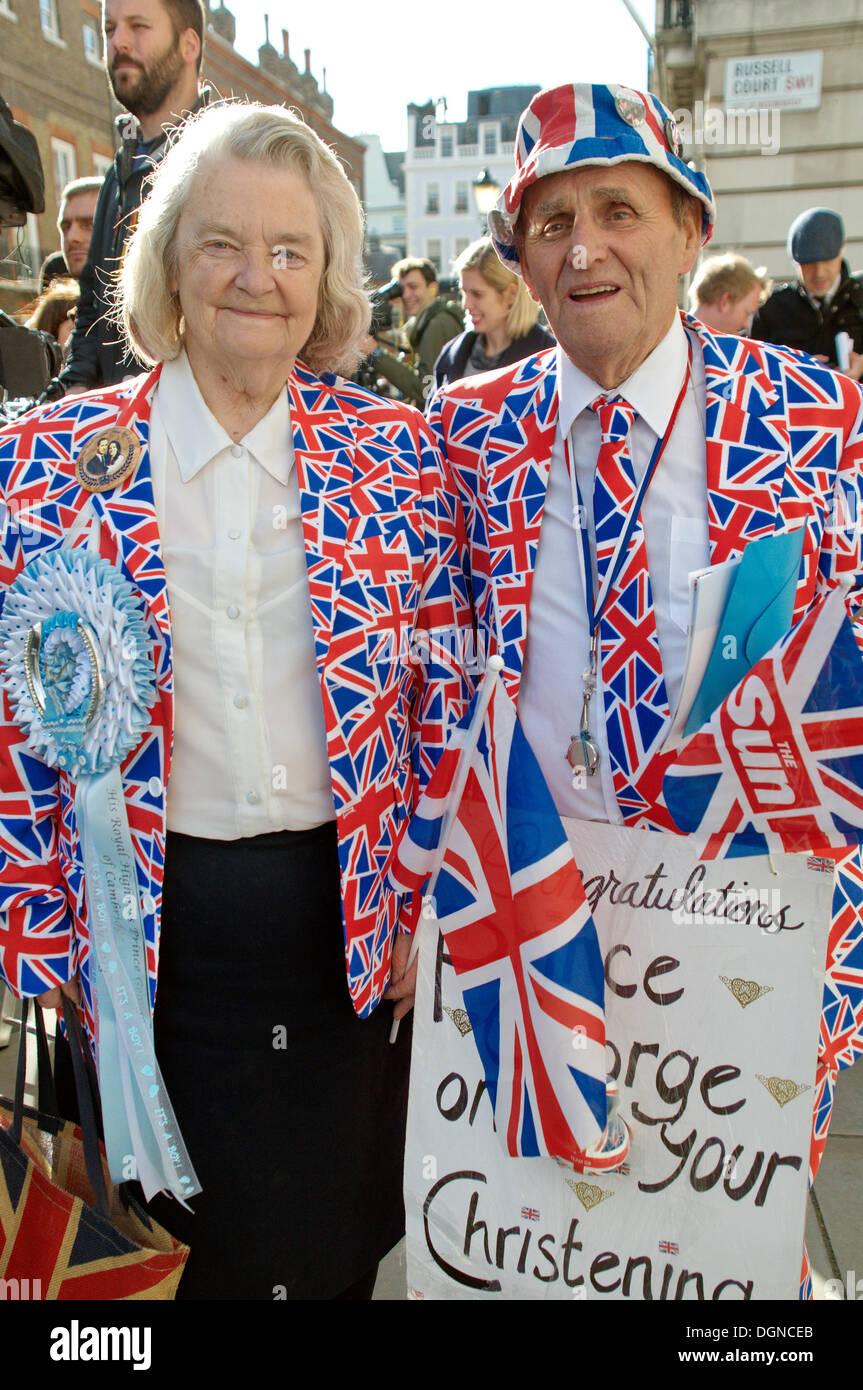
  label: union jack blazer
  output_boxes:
[0,363,471,1038]
[427,312,863,1179]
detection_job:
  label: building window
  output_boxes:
[83,18,101,64]
[454,181,469,214]
[51,138,77,199]
[425,182,440,215]
[440,133,453,158]
[92,152,114,178]
[483,128,498,156]
[39,0,59,39]
[426,239,442,273]
[453,238,470,260]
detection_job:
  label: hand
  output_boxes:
[843,350,863,383]
[36,975,80,1011]
[383,932,416,1022]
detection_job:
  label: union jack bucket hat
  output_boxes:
[489,83,715,273]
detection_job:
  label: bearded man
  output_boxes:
[57,0,209,392]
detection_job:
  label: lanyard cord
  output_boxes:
[563,336,694,638]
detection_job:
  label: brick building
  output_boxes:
[203,5,365,197]
[0,0,117,310]
[0,1,364,314]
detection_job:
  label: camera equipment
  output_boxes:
[0,310,62,401]
[369,277,404,335]
[0,92,44,227]
[0,91,64,411]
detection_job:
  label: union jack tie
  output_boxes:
[590,396,672,824]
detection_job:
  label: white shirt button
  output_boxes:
[228,527,241,540]
[233,694,248,709]
[142,892,157,916]
[147,776,162,796]
[226,604,240,619]
[246,790,261,805]
[230,444,245,458]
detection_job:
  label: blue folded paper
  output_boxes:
[684,526,806,738]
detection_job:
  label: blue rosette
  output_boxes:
[0,549,200,1205]
[0,549,155,776]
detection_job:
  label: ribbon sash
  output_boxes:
[77,768,200,1204]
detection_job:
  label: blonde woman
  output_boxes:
[432,236,554,389]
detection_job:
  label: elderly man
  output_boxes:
[426,83,863,1292]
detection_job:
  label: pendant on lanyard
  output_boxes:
[567,631,601,774]
[564,342,693,777]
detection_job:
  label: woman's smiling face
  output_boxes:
[171,154,325,377]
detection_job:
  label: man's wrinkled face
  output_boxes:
[58,191,98,276]
[518,163,701,387]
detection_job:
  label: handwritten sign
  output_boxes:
[404,823,832,1300]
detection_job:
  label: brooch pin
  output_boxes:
[614,88,647,128]
[75,426,141,494]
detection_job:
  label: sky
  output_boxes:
[230,0,656,150]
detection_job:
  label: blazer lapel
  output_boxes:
[481,352,559,704]
[289,366,354,663]
[695,317,791,566]
[81,368,172,645]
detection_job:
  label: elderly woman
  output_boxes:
[0,103,469,1299]
[432,236,554,390]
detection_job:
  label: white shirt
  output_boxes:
[518,315,709,823]
[149,351,334,839]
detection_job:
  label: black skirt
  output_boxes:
[136,822,411,1300]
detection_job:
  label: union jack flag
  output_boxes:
[521,1206,540,1222]
[808,856,835,873]
[393,668,608,1162]
[0,1107,187,1298]
[658,1240,679,1255]
[663,588,863,858]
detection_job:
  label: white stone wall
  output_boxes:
[355,133,406,247]
[404,120,516,272]
[655,0,863,280]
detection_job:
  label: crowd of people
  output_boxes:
[0,0,862,1307]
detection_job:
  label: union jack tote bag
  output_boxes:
[0,997,188,1300]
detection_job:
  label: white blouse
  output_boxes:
[148,351,334,839]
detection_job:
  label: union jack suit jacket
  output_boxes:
[0,362,471,1038]
[427,312,863,1178]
